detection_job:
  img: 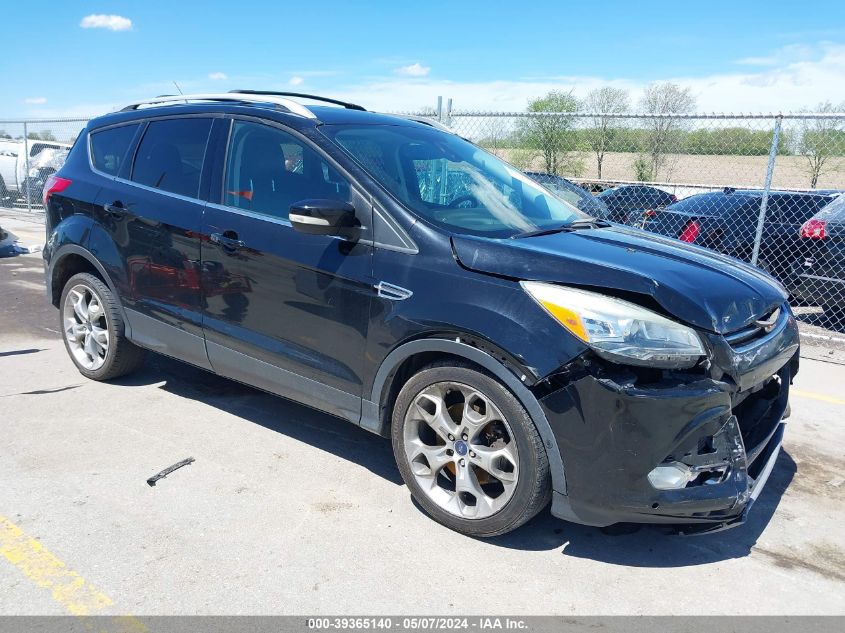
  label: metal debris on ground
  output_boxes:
[146,457,195,487]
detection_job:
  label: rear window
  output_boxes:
[769,195,834,223]
[90,124,139,176]
[814,194,845,222]
[668,193,759,216]
[131,118,212,198]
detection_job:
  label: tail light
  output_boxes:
[670,194,678,202]
[644,209,656,218]
[800,218,827,239]
[679,219,700,243]
[42,174,71,207]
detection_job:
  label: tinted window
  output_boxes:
[132,118,211,198]
[770,195,834,224]
[90,124,139,176]
[224,121,350,220]
[669,193,759,216]
[814,194,845,222]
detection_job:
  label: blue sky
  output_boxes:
[3,0,845,117]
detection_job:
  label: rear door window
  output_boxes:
[90,124,140,176]
[131,118,212,198]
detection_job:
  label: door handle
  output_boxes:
[210,232,246,250]
[104,203,126,218]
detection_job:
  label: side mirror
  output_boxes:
[289,199,358,238]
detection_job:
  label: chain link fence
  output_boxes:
[2,109,845,336]
[0,118,87,212]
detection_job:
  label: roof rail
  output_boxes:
[119,93,317,118]
[230,90,366,111]
[394,115,453,132]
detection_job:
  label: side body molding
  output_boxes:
[361,338,567,494]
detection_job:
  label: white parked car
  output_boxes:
[0,139,70,202]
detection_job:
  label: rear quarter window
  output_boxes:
[90,124,140,176]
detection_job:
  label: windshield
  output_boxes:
[321,123,585,238]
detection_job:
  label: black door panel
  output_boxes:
[201,119,373,410]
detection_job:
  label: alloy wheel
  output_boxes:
[62,283,109,371]
[402,381,519,519]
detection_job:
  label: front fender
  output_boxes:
[362,338,568,495]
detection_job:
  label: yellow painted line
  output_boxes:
[792,389,845,406]
[0,514,113,616]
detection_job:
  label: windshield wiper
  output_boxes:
[512,217,611,239]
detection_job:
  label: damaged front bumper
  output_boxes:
[543,315,799,533]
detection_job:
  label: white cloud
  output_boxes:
[289,76,304,86]
[80,14,133,31]
[24,97,47,105]
[335,43,845,113]
[394,62,430,77]
[208,72,228,81]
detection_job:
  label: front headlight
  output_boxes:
[28,167,39,178]
[521,281,705,368]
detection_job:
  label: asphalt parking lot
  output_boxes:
[1,214,844,616]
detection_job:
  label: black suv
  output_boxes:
[43,92,798,537]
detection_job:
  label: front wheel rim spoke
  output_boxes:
[91,326,109,350]
[415,390,459,442]
[470,445,518,484]
[406,439,450,479]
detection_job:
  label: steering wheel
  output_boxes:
[447,194,479,209]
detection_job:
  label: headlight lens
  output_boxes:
[521,281,705,368]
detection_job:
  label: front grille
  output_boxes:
[731,367,788,473]
[724,305,785,350]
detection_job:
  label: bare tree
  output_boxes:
[583,87,630,179]
[638,82,696,180]
[798,101,845,188]
[519,90,580,175]
[479,117,512,158]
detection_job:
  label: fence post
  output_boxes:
[436,96,443,123]
[22,121,32,213]
[446,98,453,126]
[751,114,782,266]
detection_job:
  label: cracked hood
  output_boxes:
[451,225,787,334]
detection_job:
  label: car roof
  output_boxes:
[86,101,423,132]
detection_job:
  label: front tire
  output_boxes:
[391,361,551,537]
[59,272,145,380]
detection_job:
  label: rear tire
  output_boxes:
[391,361,551,537]
[59,272,145,380]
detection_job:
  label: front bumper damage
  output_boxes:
[542,313,799,533]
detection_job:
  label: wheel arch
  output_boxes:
[48,245,132,338]
[363,338,567,494]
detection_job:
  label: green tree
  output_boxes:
[39,130,57,142]
[519,90,580,175]
[26,132,41,140]
[583,87,630,179]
